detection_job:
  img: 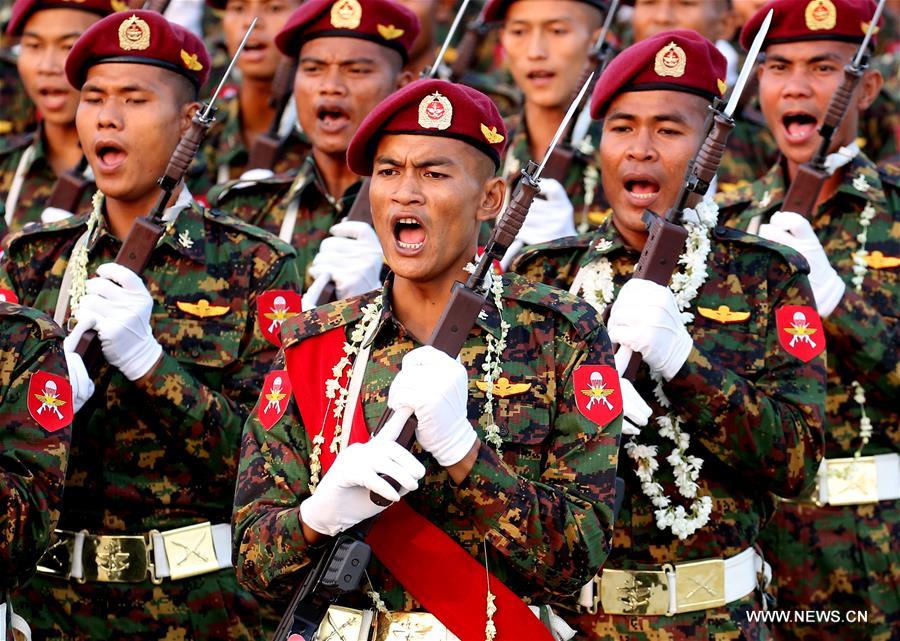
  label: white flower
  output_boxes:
[852,175,870,193]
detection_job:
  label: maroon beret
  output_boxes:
[347,79,508,176]
[65,10,211,90]
[275,0,419,63]
[7,0,120,36]
[483,0,608,22]
[590,29,727,118]
[740,0,880,50]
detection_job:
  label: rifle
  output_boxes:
[780,0,885,217]
[75,19,258,374]
[313,0,473,305]
[271,60,598,641]
[47,156,90,213]
[448,2,490,83]
[613,10,773,381]
[246,56,300,170]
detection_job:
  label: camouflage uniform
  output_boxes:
[718,154,899,641]
[0,126,95,240]
[513,217,827,640]
[0,46,36,138]
[718,103,780,192]
[0,198,304,640]
[503,113,611,232]
[0,302,71,592]
[188,91,310,201]
[233,273,623,610]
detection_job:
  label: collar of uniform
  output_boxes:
[582,216,627,263]
[156,188,207,262]
[287,155,364,215]
[834,152,888,209]
[215,94,247,166]
[503,110,604,180]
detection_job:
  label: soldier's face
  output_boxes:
[17,9,101,126]
[394,0,438,62]
[369,135,505,283]
[223,0,301,80]
[500,1,600,110]
[77,64,198,202]
[599,90,707,248]
[295,37,411,157]
[757,41,881,167]
[632,0,737,43]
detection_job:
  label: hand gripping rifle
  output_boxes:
[74,19,258,374]
[271,65,596,641]
[246,55,300,170]
[47,155,91,213]
[779,0,885,218]
[312,0,473,305]
[613,9,773,381]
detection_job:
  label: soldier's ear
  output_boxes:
[476,176,505,222]
[396,69,415,89]
[179,102,201,136]
[856,69,883,112]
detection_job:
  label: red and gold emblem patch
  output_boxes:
[258,370,291,430]
[654,41,686,78]
[776,305,825,362]
[118,14,151,51]
[418,92,453,130]
[573,365,622,428]
[258,290,302,347]
[27,371,73,432]
[0,288,19,304]
[805,0,836,31]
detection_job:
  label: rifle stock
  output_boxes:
[448,13,489,83]
[47,157,90,213]
[247,57,299,171]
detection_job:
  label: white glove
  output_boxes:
[614,349,652,436]
[41,207,74,224]
[307,220,383,302]
[61,346,95,414]
[388,346,478,467]
[607,279,694,381]
[299,414,426,537]
[516,179,577,246]
[759,211,845,317]
[72,263,163,381]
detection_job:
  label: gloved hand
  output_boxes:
[71,263,163,381]
[614,349,652,435]
[299,414,426,537]
[607,279,693,381]
[388,346,478,467]
[307,220,383,301]
[60,342,95,413]
[516,178,577,246]
[759,211,845,317]
[41,207,74,224]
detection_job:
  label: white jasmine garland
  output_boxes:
[68,190,105,318]
[850,380,873,456]
[852,174,870,193]
[851,203,876,292]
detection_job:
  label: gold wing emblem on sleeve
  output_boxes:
[475,377,531,398]
[698,305,751,324]
[864,251,900,270]
[177,299,230,318]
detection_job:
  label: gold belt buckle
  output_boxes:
[317,605,373,641]
[599,568,670,615]
[824,457,879,505]
[82,534,149,583]
[674,558,726,613]
[36,529,78,579]
[375,612,454,641]
[160,522,220,580]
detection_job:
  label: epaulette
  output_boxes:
[713,225,809,275]
[210,171,295,206]
[714,182,756,210]
[281,294,367,350]
[0,130,35,156]
[502,272,602,341]
[512,233,593,272]
[0,300,65,341]
[201,205,295,257]
[4,214,89,253]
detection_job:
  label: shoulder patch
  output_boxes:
[0,301,65,341]
[280,293,370,350]
[501,272,602,341]
[4,214,90,253]
[203,206,296,257]
[511,234,593,274]
[713,225,810,275]
[209,173,295,207]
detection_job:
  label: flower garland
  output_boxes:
[571,198,718,539]
[850,380,873,456]
[851,203,876,292]
[68,190,105,319]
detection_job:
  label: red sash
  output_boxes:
[286,328,554,641]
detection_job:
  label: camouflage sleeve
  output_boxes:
[449,323,622,597]
[232,351,314,601]
[663,262,826,499]
[0,313,71,588]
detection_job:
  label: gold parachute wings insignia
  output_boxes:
[864,251,900,270]
[34,392,66,408]
[582,387,613,399]
[475,377,531,398]
[177,299,230,318]
[180,49,204,71]
[377,24,405,40]
[480,123,505,144]
[785,325,817,337]
[265,391,287,403]
[698,305,751,324]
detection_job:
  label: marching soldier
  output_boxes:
[513,30,826,639]
[718,1,898,638]
[0,11,302,639]
[212,0,418,306]
[0,0,118,239]
[233,79,623,640]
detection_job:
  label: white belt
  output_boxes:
[816,453,900,505]
[579,547,770,616]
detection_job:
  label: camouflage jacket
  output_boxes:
[717,106,779,193]
[513,219,826,566]
[0,126,95,240]
[0,302,71,588]
[718,154,899,459]
[187,91,310,201]
[0,51,35,137]
[211,154,361,285]
[233,274,623,607]
[503,112,611,232]
[0,200,302,534]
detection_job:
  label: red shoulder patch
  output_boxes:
[258,290,302,347]
[776,305,825,362]
[27,371,73,432]
[0,288,19,304]
[573,364,622,428]
[258,369,292,431]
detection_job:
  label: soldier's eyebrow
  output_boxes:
[604,112,636,122]
[654,113,689,125]
[22,30,83,40]
[298,56,377,66]
[374,156,455,168]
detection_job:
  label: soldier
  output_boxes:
[233,79,623,640]
[394,0,441,77]
[188,0,307,199]
[718,1,898,638]
[0,11,302,640]
[212,0,418,306]
[491,0,610,240]
[512,30,826,639]
[0,0,119,240]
